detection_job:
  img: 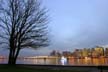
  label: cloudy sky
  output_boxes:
[1,0,108,56]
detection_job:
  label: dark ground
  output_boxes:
[0,64,108,72]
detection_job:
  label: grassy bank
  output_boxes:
[0,65,89,72]
[1,64,107,72]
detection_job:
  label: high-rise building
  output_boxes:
[105,48,108,57]
[94,46,104,57]
[82,48,89,57]
[50,50,61,56]
[73,49,82,58]
[62,51,72,57]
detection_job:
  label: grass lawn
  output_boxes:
[0,65,89,72]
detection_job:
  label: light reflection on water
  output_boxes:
[1,58,108,65]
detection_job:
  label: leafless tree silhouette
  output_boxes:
[0,0,49,64]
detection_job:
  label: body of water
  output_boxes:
[1,57,108,65]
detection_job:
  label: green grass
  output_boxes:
[0,65,89,72]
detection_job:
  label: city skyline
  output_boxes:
[1,0,108,56]
[50,46,106,57]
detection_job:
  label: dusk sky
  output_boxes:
[1,0,108,56]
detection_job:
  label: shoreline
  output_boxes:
[0,64,108,69]
[0,64,108,72]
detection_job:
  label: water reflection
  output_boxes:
[23,58,58,65]
[1,57,108,65]
[0,58,7,64]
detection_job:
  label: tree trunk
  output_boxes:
[8,50,16,65]
[8,57,16,65]
[8,51,19,65]
[8,48,20,65]
[8,47,13,64]
[8,47,16,65]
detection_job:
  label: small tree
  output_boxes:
[0,0,49,64]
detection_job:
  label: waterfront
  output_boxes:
[1,57,108,65]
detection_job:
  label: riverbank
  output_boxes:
[0,64,88,72]
[0,64,108,72]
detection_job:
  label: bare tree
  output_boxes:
[0,0,49,64]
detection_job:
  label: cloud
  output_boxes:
[1,0,108,56]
